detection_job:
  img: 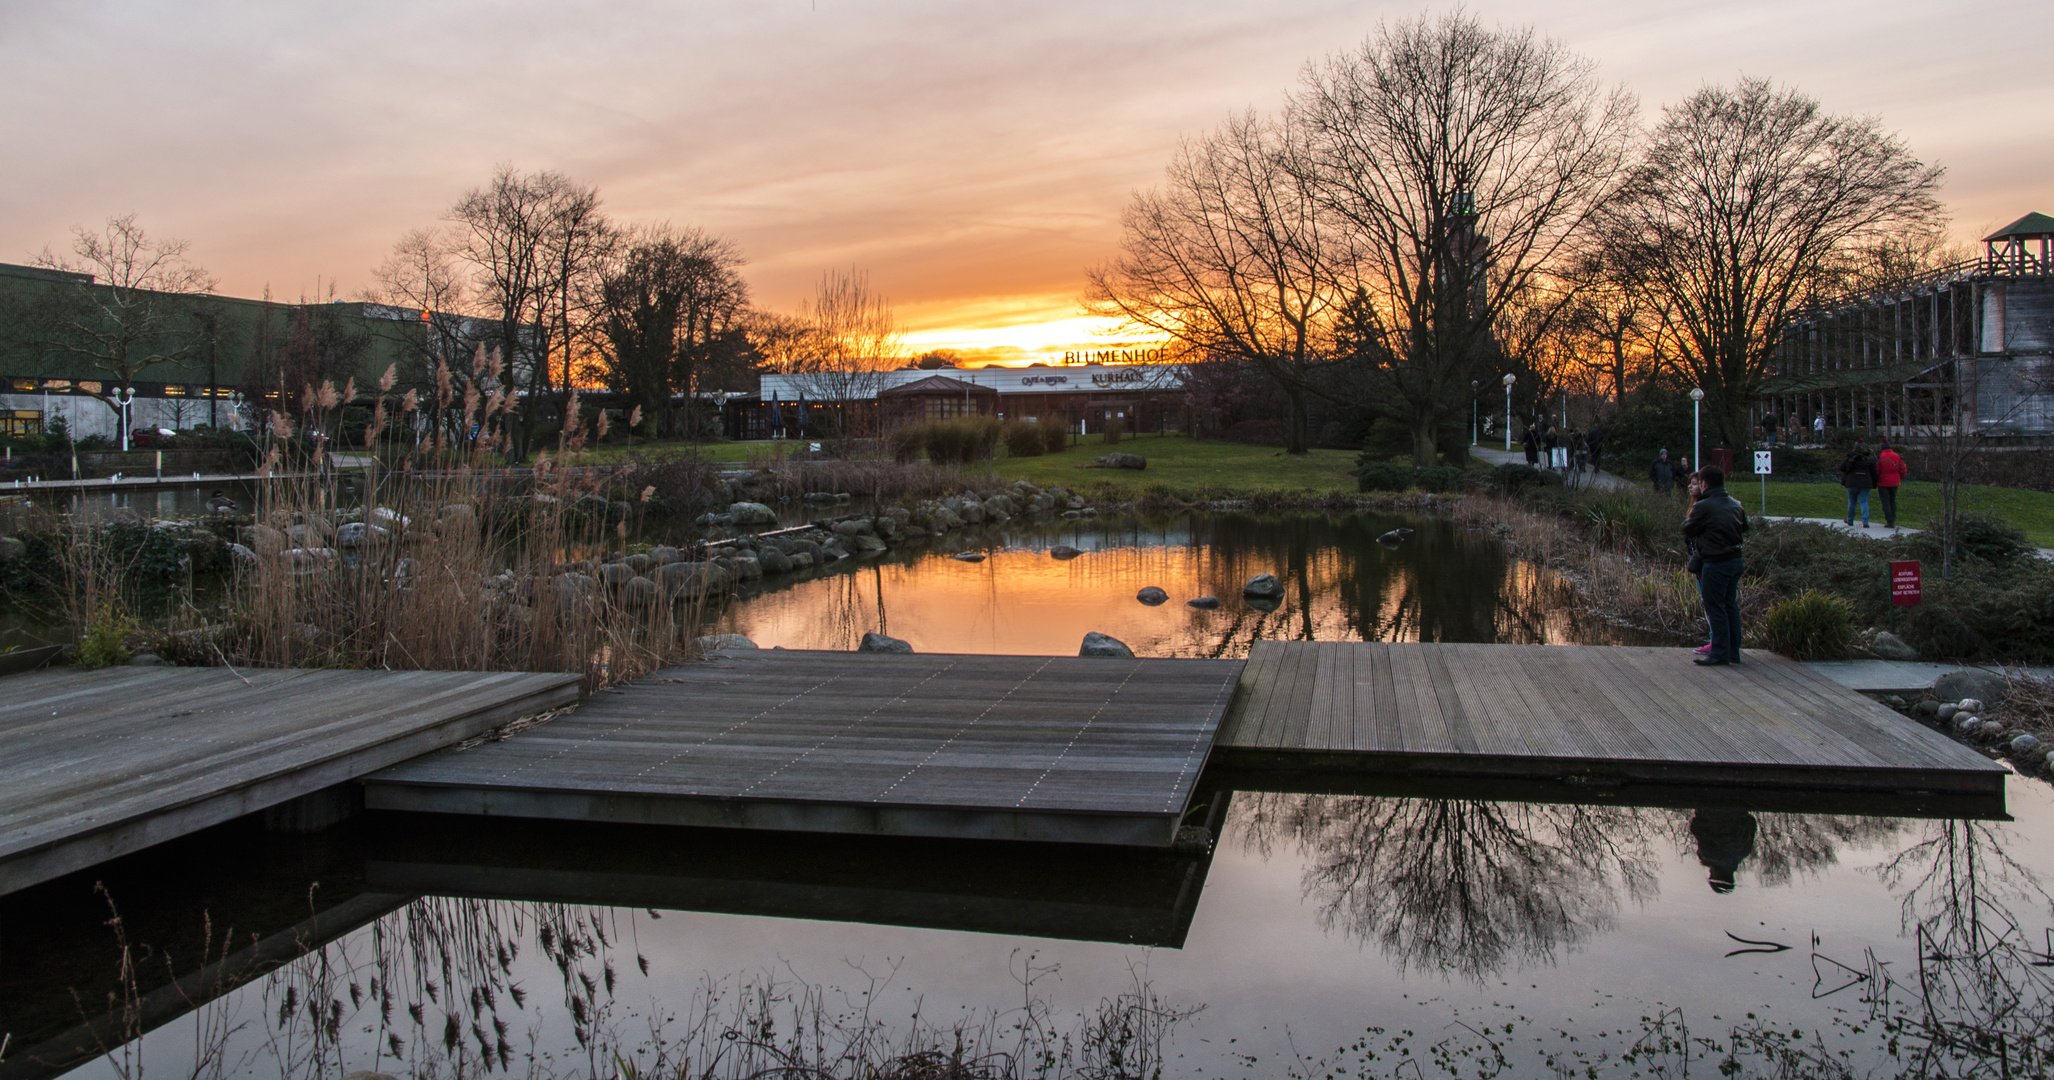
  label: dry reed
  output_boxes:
[167,386,703,689]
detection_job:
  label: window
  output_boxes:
[3,410,42,437]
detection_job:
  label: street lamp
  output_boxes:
[1470,380,1479,445]
[110,386,136,452]
[1689,387,1705,468]
[1502,373,1516,452]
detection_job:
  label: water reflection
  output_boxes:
[1232,793,1663,982]
[1230,792,1916,985]
[715,512,1648,657]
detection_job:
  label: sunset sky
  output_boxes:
[3,1,2047,366]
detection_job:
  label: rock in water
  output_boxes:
[1243,573,1284,599]
[1049,544,1083,560]
[697,633,759,653]
[1870,631,1918,661]
[952,551,986,562]
[1079,631,1135,658]
[1375,530,1407,545]
[1186,596,1221,609]
[728,502,779,526]
[758,547,793,574]
[1097,453,1147,470]
[858,632,914,654]
[1934,669,2008,710]
[1136,586,1168,605]
[2010,733,2042,756]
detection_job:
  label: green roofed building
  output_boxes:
[0,262,516,444]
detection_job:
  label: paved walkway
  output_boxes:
[1470,445,1632,490]
[1806,660,2054,694]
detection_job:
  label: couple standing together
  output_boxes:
[1683,465,1747,667]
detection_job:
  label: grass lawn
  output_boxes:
[979,432,1366,494]
[1723,479,2054,549]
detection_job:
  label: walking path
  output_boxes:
[1470,445,1632,490]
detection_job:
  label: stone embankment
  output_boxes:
[551,480,1098,612]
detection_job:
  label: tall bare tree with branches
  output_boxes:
[773,268,903,444]
[448,166,612,459]
[596,225,749,437]
[1291,12,1636,465]
[17,215,218,443]
[1086,110,1343,455]
[1599,77,1945,448]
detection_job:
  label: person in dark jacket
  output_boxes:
[1586,427,1604,471]
[1682,465,1748,666]
[1521,423,1540,466]
[1839,441,1876,527]
[1649,449,1675,494]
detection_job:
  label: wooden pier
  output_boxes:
[365,650,1243,847]
[0,666,582,896]
[1214,642,2006,795]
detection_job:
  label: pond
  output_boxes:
[5,511,2048,1080]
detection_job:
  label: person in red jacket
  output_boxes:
[1875,440,1907,529]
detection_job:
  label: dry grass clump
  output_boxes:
[163,382,702,690]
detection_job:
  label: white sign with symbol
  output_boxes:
[1754,450,1773,475]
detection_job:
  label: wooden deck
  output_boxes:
[0,666,583,896]
[365,650,1244,847]
[1214,642,2006,795]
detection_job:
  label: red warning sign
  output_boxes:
[1891,561,1922,606]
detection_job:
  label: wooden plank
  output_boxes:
[367,652,1245,848]
[1207,643,2003,796]
[1367,642,1401,752]
[0,667,584,896]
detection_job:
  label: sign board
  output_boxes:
[1754,451,1772,475]
[1891,560,1922,606]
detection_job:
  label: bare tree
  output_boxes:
[1292,12,1635,465]
[1601,77,1945,448]
[365,226,482,383]
[1086,110,1343,455]
[19,215,218,443]
[448,167,611,459]
[774,268,903,444]
[596,225,750,437]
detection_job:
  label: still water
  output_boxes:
[5,512,2047,1080]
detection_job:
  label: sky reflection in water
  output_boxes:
[713,511,1642,656]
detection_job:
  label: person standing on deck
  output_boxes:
[1839,440,1876,528]
[1683,466,1748,667]
[1649,449,1675,494]
[1875,439,1907,529]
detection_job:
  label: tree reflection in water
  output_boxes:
[1234,793,1913,984]
[1232,793,1664,982]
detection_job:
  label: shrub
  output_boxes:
[1041,419,1069,454]
[1357,459,1464,493]
[74,605,137,669]
[1416,465,1464,493]
[1103,416,1125,445]
[1587,498,1659,551]
[1759,589,1854,660]
[1357,459,1411,492]
[1002,420,1043,458]
[885,425,925,464]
